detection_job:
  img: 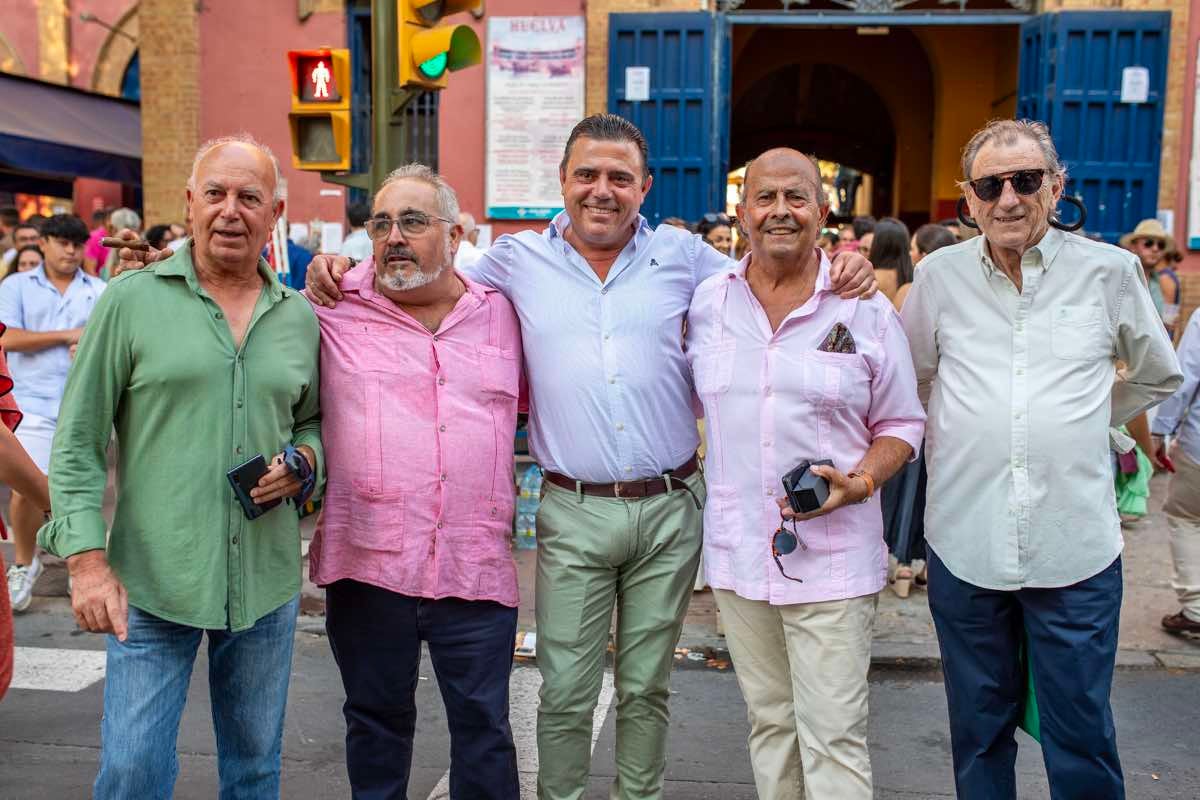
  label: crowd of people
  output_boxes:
[0,111,1194,800]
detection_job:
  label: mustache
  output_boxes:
[383,246,420,264]
[758,218,799,231]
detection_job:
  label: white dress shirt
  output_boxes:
[467,212,731,482]
[454,238,485,270]
[902,227,1181,589]
[339,228,373,261]
[1152,308,1200,463]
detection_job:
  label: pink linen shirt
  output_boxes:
[685,252,925,605]
[307,260,524,607]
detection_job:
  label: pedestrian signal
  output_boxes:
[287,48,351,172]
[398,0,483,91]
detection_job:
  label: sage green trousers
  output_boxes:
[534,471,705,800]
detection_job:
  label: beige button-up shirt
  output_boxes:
[901,227,1182,589]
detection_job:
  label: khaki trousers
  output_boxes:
[1163,446,1200,621]
[714,589,876,800]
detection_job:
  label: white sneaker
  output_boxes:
[7,553,43,612]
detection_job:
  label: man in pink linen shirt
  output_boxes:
[308,165,524,799]
[685,149,924,800]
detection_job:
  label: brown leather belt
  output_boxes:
[544,455,700,499]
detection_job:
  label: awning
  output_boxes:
[0,73,141,186]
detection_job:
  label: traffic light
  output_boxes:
[287,48,352,172]
[398,0,483,91]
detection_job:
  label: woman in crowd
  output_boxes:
[0,245,42,282]
[881,220,956,596]
[865,217,912,304]
[695,212,733,256]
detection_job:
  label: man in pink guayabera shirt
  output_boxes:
[306,164,525,799]
[684,149,925,800]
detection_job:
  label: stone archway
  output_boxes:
[0,30,27,75]
[91,3,139,97]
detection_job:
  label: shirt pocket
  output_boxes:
[346,488,406,552]
[802,350,871,411]
[476,344,519,398]
[692,342,736,396]
[1051,305,1109,361]
[334,322,409,373]
[703,482,742,553]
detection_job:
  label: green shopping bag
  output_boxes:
[1018,631,1041,743]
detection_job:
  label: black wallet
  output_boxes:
[781,459,834,514]
[226,454,281,520]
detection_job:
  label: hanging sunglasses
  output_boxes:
[702,212,731,225]
[771,517,807,583]
[967,169,1046,202]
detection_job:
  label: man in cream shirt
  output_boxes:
[902,119,1181,800]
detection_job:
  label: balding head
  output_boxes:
[737,147,829,269]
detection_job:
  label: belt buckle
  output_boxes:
[613,481,624,498]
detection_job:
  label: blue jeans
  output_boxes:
[929,551,1124,800]
[94,596,299,800]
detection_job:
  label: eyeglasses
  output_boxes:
[1137,238,1166,250]
[366,211,454,241]
[966,169,1046,202]
[702,212,730,225]
[771,519,807,583]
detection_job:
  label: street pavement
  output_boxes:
[2,474,1199,797]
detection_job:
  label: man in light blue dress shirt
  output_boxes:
[306,115,880,800]
[0,214,105,612]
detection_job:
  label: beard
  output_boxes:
[379,262,443,291]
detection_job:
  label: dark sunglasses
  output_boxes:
[771,519,808,583]
[967,169,1046,202]
[702,212,730,225]
[1136,238,1166,250]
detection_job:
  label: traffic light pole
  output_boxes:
[321,0,420,194]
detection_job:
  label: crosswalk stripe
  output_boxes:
[10,646,106,692]
[426,667,616,799]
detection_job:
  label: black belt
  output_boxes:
[544,455,700,499]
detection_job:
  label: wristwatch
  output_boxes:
[847,470,875,504]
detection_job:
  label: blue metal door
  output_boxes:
[1018,11,1170,242]
[608,13,727,226]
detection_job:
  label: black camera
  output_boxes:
[781,459,834,514]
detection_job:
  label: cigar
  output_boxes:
[101,236,150,251]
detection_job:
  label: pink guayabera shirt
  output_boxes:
[308,260,524,607]
[685,252,925,605]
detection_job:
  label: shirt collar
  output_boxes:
[732,248,832,292]
[156,241,286,302]
[28,264,94,290]
[978,225,1064,275]
[546,210,652,252]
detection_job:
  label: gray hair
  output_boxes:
[375,163,461,222]
[109,207,141,233]
[189,134,284,202]
[961,119,1065,180]
[739,152,829,207]
[457,211,476,234]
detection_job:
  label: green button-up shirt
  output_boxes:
[38,245,324,631]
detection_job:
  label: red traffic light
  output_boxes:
[297,56,340,103]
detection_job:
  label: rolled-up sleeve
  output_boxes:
[38,282,131,558]
[1112,257,1182,426]
[867,307,926,457]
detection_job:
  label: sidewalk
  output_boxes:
[9,474,1200,670]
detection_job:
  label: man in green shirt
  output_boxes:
[38,135,323,799]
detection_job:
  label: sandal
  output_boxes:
[890,564,914,598]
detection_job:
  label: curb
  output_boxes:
[293,617,1200,672]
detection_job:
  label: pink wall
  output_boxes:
[438,0,585,239]
[70,0,136,90]
[197,0,347,226]
[0,1,41,78]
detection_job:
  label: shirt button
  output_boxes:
[436,521,444,529]
[440,473,447,481]
[763,441,772,447]
[1015,369,1024,376]
[235,446,243,454]
[625,466,633,473]
[433,335,439,342]
[604,334,611,341]
[231,537,238,545]
[438,377,445,385]
[609,378,616,384]
[616,423,624,431]
[215,312,224,319]
[601,287,609,295]
[764,387,773,396]
[439,424,446,432]
[766,488,775,496]
[236,355,244,363]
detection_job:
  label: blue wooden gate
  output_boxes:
[1018,11,1171,242]
[608,13,727,227]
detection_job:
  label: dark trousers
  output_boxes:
[928,550,1124,800]
[325,580,519,800]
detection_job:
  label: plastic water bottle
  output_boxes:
[515,465,542,550]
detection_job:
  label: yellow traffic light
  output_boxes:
[398,0,483,91]
[287,48,352,172]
